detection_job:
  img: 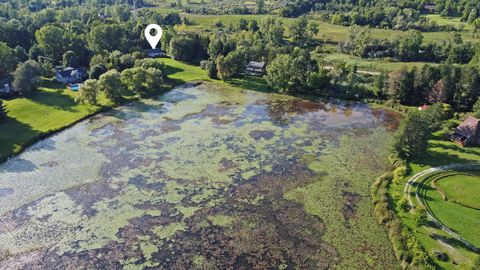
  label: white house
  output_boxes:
[55,67,86,84]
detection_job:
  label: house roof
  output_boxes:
[145,48,165,54]
[455,116,480,139]
[57,67,86,78]
[247,61,265,69]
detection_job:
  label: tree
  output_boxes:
[169,34,198,62]
[121,67,164,97]
[265,49,316,93]
[216,50,246,80]
[388,67,414,104]
[424,103,445,131]
[395,30,423,61]
[62,50,80,68]
[413,207,428,230]
[89,64,108,80]
[0,42,17,79]
[473,98,480,118]
[260,18,284,46]
[12,60,42,95]
[341,25,371,57]
[98,70,123,103]
[76,79,98,105]
[88,24,126,53]
[374,72,388,99]
[35,25,66,61]
[289,16,308,44]
[394,110,432,159]
[289,17,319,46]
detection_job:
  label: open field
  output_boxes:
[436,173,480,209]
[423,14,474,31]
[419,171,480,247]
[320,52,435,72]
[393,131,480,269]
[173,13,480,44]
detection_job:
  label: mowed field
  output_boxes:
[394,131,480,269]
[421,172,480,247]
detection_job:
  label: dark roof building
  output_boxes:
[55,67,87,84]
[144,48,166,58]
[245,61,265,76]
[451,116,480,146]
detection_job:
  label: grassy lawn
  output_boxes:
[421,172,480,247]
[437,173,480,209]
[0,81,99,160]
[162,58,210,82]
[391,130,480,269]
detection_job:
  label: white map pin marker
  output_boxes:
[145,24,163,49]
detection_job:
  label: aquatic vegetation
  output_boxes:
[0,82,398,268]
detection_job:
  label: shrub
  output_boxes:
[12,60,42,95]
[75,79,98,105]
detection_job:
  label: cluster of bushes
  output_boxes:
[371,168,434,269]
[76,62,165,105]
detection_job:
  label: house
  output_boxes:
[423,4,436,13]
[245,61,265,76]
[418,104,429,111]
[451,116,480,147]
[144,48,166,58]
[0,80,17,98]
[55,67,87,84]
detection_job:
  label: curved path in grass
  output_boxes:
[404,163,480,252]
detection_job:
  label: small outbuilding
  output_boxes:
[245,61,265,76]
[451,116,480,147]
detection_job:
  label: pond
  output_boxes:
[0,82,401,269]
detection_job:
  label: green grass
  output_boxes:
[436,173,480,209]
[162,58,210,82]
[423,14,473,31]
[422,172,480,247]
[177,13,480,44]
[390,130,480,269]
[0,81,99,160]
[320,52,435,72]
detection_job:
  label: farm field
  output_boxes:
[0,82,400,269]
